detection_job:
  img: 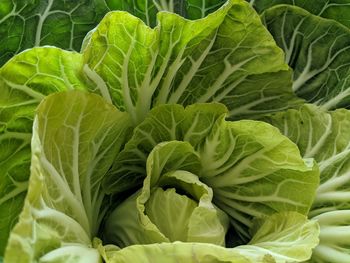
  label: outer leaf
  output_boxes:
[261,5,350,110]
[0,47,90,255]
[0,0,110,66]
[263,104,350,262]
[104,0,226,26]
[83,0,301,124]
[104,141,229,247]
[248,0,350,29]
[0,0,227,66]
[4,91,131,262]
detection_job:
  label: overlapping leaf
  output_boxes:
[0,47,90,255]
[261,5,350,109]
[263,104,350,262]
[0,0,227,66]
[248,0,350,29]
[83,0,300,124]
[4,91,131,263]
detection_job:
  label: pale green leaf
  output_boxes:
[4,91,131,262]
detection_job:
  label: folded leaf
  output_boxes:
[99,212,319,263]
[263,104,350,262]
[104,141,229,247]
[0,47,91,255]
[4,91,131,262]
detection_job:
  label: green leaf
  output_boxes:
[104,103,319,243]
[0,0,228,66]
[237,212,320,263]
[249,0,350,29]
[0,47,91,255]
[103,103,226,194]
[263,104,350,262]
[104,0,227,27]
[83,0,300,124]
[198,115,319,241]
[261,5,350,110]
[99,212,319,263]
[0,0,111,66]
[4,91,131,263]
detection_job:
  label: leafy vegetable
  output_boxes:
[261,5,350,109]
[263,104,350,263]
[0,0,303,253]
[4,91,319,262]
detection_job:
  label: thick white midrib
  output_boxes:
[201,130,237,176]
[304,114,332,158]
[318,169,350,194]
[168,29,217,104]
[198,56,257,103]
[315,191,350,203]
[283,17,304,64]
[39,155,91,235]
[229,95,280,116]
[121,33,138,123]
[293,33,350,92]
[215,188,307,207]
[320,77,350,110]
[318,147,350,172]
[35,0,54,46]
[156,46,186,104]
[135,49,158,122]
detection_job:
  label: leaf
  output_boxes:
[104,103,319,243]
[0,0,110,66]
[4,91,131,262]
[0,47,91,255]
[198,116,319,241]
[83,0,300,124]
[261,5,350,110]
[237,212,320,263]
[263,104,350,262]
[249,0,350,29]
[0,0,227,66]
[99,212,319,263]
